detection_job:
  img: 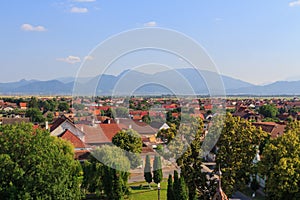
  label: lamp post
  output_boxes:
[158,182,161,200]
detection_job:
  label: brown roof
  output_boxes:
[118,119,158,135]
[50,115,73,132]
[2,117,30,125]
[59,129,85,148]
[252,122,286,138]
[76,124,111,145]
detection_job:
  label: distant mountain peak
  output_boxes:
[1,69,300,95]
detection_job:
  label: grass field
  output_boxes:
[128,180,168,200]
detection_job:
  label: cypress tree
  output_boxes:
[153,156,163,184]
[144,155,152,187]
[167,174,175,200]
[178,176,188,200]
[173,170,180,199]
[113,170,124,200]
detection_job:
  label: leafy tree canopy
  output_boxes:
[260,120,300,200]
[112,129,143,169]
[212,113,268,196]
[259,104,278,119]
[0,123,83,199]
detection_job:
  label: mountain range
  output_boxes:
[0,68,299,95]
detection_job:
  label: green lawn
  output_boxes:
[128,180,168,200]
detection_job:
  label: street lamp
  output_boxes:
[158,182,161,200]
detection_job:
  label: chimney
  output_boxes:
[81,126,84,132]
[108,119,111,124]
[129,124,132,129]
[45,121,49,130]
[116,118,120,124]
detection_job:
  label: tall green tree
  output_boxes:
[115,107,129,118]
[28,96,38,108]
[0,123,83,199]
[260,120,300,200]
[212,113,268,196]
[258,104,278,119]
[46,112,54,122]
[167,174,175,200]
[173,170,180,199]
[25,108,45,123]
[142,115,151,124]
[84,145,130,199]
[144,155,152,186]
[112,129,143,169]
[176,117,206,200]
[113,169,124,200]
[178,176,189,200]
[153,156,163,184]
[58,101,70,112]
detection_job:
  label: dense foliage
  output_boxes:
[258,104,279,119]
[167,174,175,200]
[0,123,83,199]
[153,156,163,184]
[212,113,268,196]
[144,155,152,185]
[260,120,300,200]
[112,129,143,169]
[82,145,130,200]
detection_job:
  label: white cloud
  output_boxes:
[144,21,157,27]
[289,0,300,7]
[215,18,223,21]
[73,0,96,2]
[21,24,47,32]
[84,55,94,61]
[57,56,81,64]
[70,7,88,13]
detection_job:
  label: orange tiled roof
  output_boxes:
[99,123,121,141]
[59,129,85,148]
[19,102,27,107]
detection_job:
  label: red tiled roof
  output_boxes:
[94,109,101,116]
[59,129,85,148]
[163,104,177,109]
[132,115,143,120]
[190,113,205,120]
[19,102,27,107]
[99,123,122,141]
[95,106,111,111]
[204,104,213,110]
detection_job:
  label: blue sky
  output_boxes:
[1,0,300,85]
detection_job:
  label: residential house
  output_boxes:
[252,122,286,138]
